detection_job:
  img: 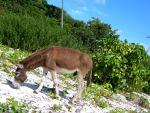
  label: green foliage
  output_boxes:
[62,89,68,95]
[125,92,137,101]
[52,104,62,111]
[0,0,117,53]
[97,98,108,108]
[0,44,28,76]
[67,18,117,52]
[138,97,150,109]
[0,98,30,113]
[0,0,90,52]
[48,92,59,100]
[82,83,112,107]
[0,0,47,17]
[109,108,126,113]
[65,104,72,112]
[0,13,87,52]
[82,84,113,99]
[63,73,77,80]
[7,49,28,63]
[92,36,150,93]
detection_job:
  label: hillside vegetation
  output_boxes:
[0,0,149,94]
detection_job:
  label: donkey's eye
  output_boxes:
[15,76,19,80]
[15,74,20,78]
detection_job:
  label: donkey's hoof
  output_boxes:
[33,90,39,94]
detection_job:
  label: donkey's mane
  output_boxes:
[20,48,49,70]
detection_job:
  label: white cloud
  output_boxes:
[116,29,124,35]
[71,6,88,15]
[94,0,106,5]
[71,9,83,15]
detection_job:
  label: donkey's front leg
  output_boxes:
[34,68,48,93]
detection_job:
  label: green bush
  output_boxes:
[52,104,62,111]
[97,98,108,108]
[92,36,150,93]
[109,108,126,113]
[0,14,87,52]
[0,98,30,113]
[138,97,150,109]
[82,83,113,106]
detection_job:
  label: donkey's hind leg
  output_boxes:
[51,70,59,96]
[72,74,84,103]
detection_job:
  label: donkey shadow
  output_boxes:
[6,79,68,100]
[23,83,69,99]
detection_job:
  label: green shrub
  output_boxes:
[125,92,137,101]
[82,83,112,107]
[65,104,72,112]
[97,98,108,108]
[109,108,126,113]
[52,104,62,111]
[48,92,59,100]
[92,36,150,93]
[0,98,30,113]
[0,14,88,52]
[82,84,113,99]
[138,97,150,109]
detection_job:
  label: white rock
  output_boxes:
[112,93,128,103]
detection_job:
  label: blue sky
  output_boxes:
[48,0,150,53]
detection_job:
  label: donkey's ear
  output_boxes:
[16,63,24,69]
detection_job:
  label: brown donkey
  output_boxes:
[12,46,93,102]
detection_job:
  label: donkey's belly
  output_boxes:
[56,67,78,74]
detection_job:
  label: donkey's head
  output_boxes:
[12,64,27,89]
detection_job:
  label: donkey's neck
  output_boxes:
[20,54,45,71]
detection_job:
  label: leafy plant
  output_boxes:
[138,97,150,109]
[0,13,88,52]
[52,104,62,111]
[48,92,59,100]
[125,92,137,101]
[109,108,126,113]
[7,50,29,63]
[0,44,29,76]
[82,84,113,99]
[62,89,68,95]
[65,104,72,112]
[92,36,150,93]
[82,83,112,108]
[97,98,108,108]
[0,98,30,113]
